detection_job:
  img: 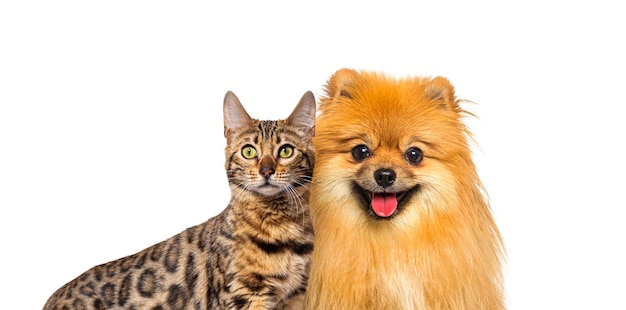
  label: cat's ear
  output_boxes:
[286,91,316,142]
[324,68,360,100]
[223,91,253,142]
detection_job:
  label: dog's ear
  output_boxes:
[425,76,458,110]
[324,68,360,100]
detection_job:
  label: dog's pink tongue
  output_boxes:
[371,193,398,217]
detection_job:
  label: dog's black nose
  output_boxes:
[374,168,396,188]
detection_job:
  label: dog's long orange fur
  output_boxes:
[304,69,505,309]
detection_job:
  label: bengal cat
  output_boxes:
[43,90,317,310]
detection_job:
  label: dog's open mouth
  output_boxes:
[352,183,420,219]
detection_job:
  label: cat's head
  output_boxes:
[223,91,316,198]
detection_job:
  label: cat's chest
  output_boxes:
[230,199,308,230]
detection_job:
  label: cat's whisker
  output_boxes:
[292,180,312,192]
[285,185,299,214]
[281,184,295,215]
[284,184,307,228]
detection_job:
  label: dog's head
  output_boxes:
[313,68,475,221]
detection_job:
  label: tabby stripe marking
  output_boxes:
[185,253,198,296]
[167,284,189,310]
[100,283,115,307]
[150,242,165,261]
[118,273,132,306]
[164,235,181,273]
[249,236,314,255]
[241,272,265,290]
[197,223,208,250]
[137,268,157,298]
[220,227,235,240]
[186,226,197,244]
[120,256,134,273]
[133,252,147,269]
[79,282,96,297]
[72,298,86,310]
[231,295,248,310]
[93,266,103,282]
[105,263,116,278]
[93,299,105,310]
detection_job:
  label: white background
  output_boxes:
[1,1,624,309]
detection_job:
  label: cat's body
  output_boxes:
[43,91,316,310]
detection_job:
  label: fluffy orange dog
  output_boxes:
[304,69,505,309]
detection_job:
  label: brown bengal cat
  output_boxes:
[43,90,317,310]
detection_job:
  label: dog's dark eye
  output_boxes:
[351,144,371,161]
[405,147,423,164]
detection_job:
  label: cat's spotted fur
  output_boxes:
[43,91,316,310]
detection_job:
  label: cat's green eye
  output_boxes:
[279,145,294,158]
[241,145,257,159]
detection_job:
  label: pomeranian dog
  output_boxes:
[304,68,505,309]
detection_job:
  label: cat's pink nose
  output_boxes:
[260,167,275,178]
[259,155,276,178]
